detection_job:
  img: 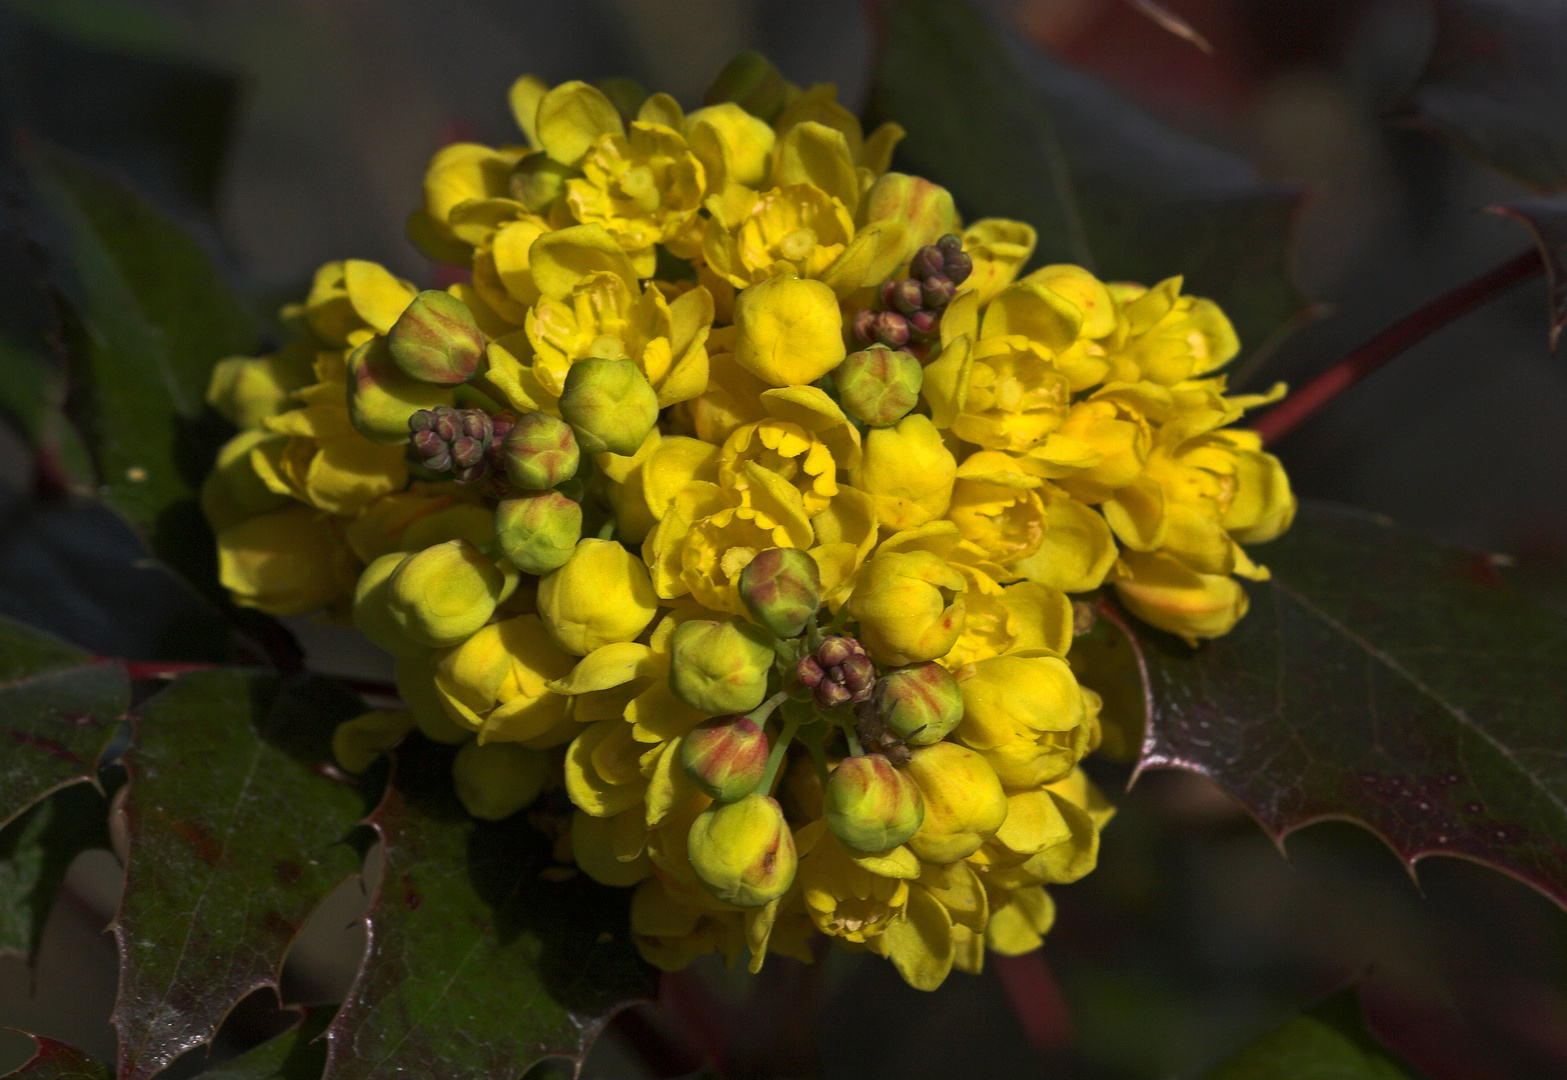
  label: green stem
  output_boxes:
[804,728,831,791]
[841,713,864,757]
[760,716,802,795]
[747,690,790,726]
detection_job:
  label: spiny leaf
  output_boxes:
[0,1035,109,1080]
[0,616,126,829]
[1197,987,1423,1079]
[1487,194,1567,349]
[0,782,111,964]
[325,736,654,1080]
[1106,501,1567,911]
[870,0,1313,368]
[193,1006,332,1080]
[112,670,368,1080]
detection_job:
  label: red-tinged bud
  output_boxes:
[873,311,909,349]
[840,654,876,699]
[907,309,938,343]
[936,234,963,257]
[944,250,973,285]
[687,793,798,907]
[680,715,770,802]
[669,617,775,715]
[818,636,861,669]
[738,547,821,638]
[824,753,925,853]
[911,245,947,280]
[836,346,923,428]
[797,655,826,688]
[890,278,924,316]
[814,679,852,710]
[388,290,485,385]
[875,661,964,746]
[502,411,580,490]
[879,279,900,310]
[495,490,582,574]
[852,308,878,344]
[921,274,956,310]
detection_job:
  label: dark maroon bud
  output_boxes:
[852,308,878,344]
[907,309,939,343]
[409,410,435,434]
[943,250,973,285]
[453,460,488,485]
[422,448,452,472]
[921,274,955,310]
[911,245,946,280]
[879,279,900,310]
[486,417,514,471]
[818,636,859,668]
[813,680,852,709]
[797,655,826,688]
[412,429,445,459]
[841,654,876,696]
[935,233,963,256]
[891,278,924,316]
[451,435,485,469]
[431,406,459,442]
[874,311,909,349]
[460,410,492,443]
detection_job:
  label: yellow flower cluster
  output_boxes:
[206,54,1294,992]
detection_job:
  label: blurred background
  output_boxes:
[0,1,1563,1078]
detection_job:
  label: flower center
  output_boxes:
[777,227,816,262]
[619,165,661,212]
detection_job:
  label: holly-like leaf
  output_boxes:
[0,616,126,828]
[1487,194,1567,348]
[0,782,111,964]
[113,670,368,1080]
[22,141,257,580]
[0,1035,109,1080]
[325,737,654,1080]
[870,0,1312,366]
[1407,0,1567,194]
[1197,988,1422,1079]
[194,1006,332,1080]
[1107,501,1567,910]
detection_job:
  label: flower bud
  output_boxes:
[452,741,549,821]
[509,150,575,212]
[351,552,423,659]
[944,250,972,285]
[703,50,787,122]
[907,309,939,343]
[797,655,826,688]
[836,346,923,428]
[347,337,453,446]
[495,490,582,575]
[387,539,504,647]
[840,654,876,697]
[733,275,846,387]
[860,173,962,259]
[851,308,878,344]
[904,742,1008,864]
[814,680,852,709]
[911,245,947,281]
[936,234,963,256]
[537,537,659,655]
[558,356,659,456]
[738,547,821,638]
[875,662,963,746]
[921,274,956,310]
[668,617,775,715]
[889,277,924,316]
[846,550,966,666]
[502,412,580,490]
[387,290,485,385]
[687,793,797,907]
[818,636,860,669]
[824,754,926,853]
[681,715,769,802]
[800,635,874,708]
[873,310,909,349]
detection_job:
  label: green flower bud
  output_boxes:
[681,715,770,802]
[558,356,659,456]
[824,753,926,853]
[836,346,923,427]
[452,741,549,821]
[347,336,454,445]
[738,547,821,638]
[860,173,961,255]
[494,490,582,575]
[687,792,797,907]
[509,150,576,212]
[703,50,787,122]
[502,411,580,490]
[352,552,425,659]
[668,617,774,715]
[387,539,504,647]
[388,290,485,385]
[875,661,964,746]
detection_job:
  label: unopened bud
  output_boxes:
[840,654,875,697]
[453,741,549,821]
[921,274,956,310]
[502,411,580,490]
[680,715,769,802]
[836,346,923,428]
[558,356,659,456]
[669,617,774,715]
[814,680,852,710]
[879,279,900,311]
[348,337,453,445]
[703,50,787,122]
[687,793,797,907]
[851,308,878,345]
[907,309,939,343]
[944,250,973,285]
[818,636,862,669]
[936,234,963,257]
[875,661,963,746]
[824,754,926,853]
[388,290,485,385]
[796,655,826,688]
[495,490,582,574]
[873,311,909,349]
[387,539,504,647]
[911,245,947,281]
[509,151,575,212]
[891,277,925,316]
[739,547,821,638]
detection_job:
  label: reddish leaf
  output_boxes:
[112,671,367,1080]
[1104,502,1567,910]
[1487,195,1567,349]
[0,1035,109,1080]
[325,737,653,1080]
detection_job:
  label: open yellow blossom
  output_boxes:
[718,387,861,518]
[1113,549,1251,644]
[955,653,1094,790]
[567,121,707,261]
[1104,277,1239,386]
[703,183,855,289]
[796,819,911,943]
[252,389,409,517]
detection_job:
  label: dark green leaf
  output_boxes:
[113,669,367,1080]
[1408,0,1567,193]
[195,1006,333,1080]
[23,142,257,577]
[1198,988,1422,1079]
[0,616,126,828]
[0,1036,109,1080]
[870,1,1312,369]
[325,737,654,1080]
[1109,502,1567,910]
[0,781,111,964]
[1487,195,1567,348]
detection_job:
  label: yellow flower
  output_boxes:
[1105,277,1239,386]
[452,740,550,820]
[1112,549,1250,644]
[772,83,904,206]
[969,769,1110,889]
[216,504,358,616]
[847,549,967,666]
[955,654,1093,789]
[201,429,292,533]
[331,709,414,774]
[943,579,1073,669]
[796,819,912,943]
[868,883,958,991]
[303,259,419,348]
[703,183,856,289]
[566,121,707,260]
[718,386,861,518]
[206,340,315,430]
[902,741,1008,864]
[572,807,654,888]
[946,451,1049,568]
[685,102,776,200]
[950,335,1071,452]
[630,875,747,972]
[388,539,509,648]
[538,538,660,655]
[252,380,409,517]
[432,615,574,743]
[732,275,845,387]
[688,793,798,907]
[985,884,1056,956]
[410,142,527,263]
[849,414,957,532]
[676,326,770,445]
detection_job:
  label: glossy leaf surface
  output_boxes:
[0,1036,109,1080]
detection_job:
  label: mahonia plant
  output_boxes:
[203,50,1296,991]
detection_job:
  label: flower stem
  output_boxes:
[747,690,790,726]
[760,715,802,795]
[1253,248,1542,446]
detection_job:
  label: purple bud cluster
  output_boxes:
[851,234,972,350]
[797,635,876,709]
[409,406,513,486]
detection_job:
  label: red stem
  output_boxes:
[1253,248,1543,446]
[103,658,399,699]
